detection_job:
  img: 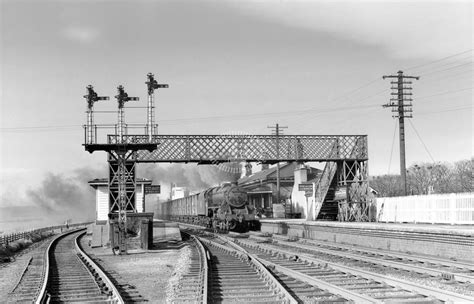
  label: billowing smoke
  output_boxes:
[26,166,105,222]
[0,166,106,231]
[200,162,242,184]
[0,162,243,232]
[139,162,242,192]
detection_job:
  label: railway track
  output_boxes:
[167,232,208,303]
[246,233,474,296]
[233,235,474,303]
[177,229,297,303]
[271,235,474,283]
[8,228,123,303]
[180,226,474,303]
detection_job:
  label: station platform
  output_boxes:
[260,219,474,262]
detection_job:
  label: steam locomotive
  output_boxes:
[155,183,260,232]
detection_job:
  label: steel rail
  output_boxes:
[264,260,382,304]
[276,238,474,283]
[198,236,298,304]
[223,235,380,303]
[74,231,124,303]
[299,238,474,270]
[220,236,299,304]
[35,228,85,304]
[190,235,209,304]
[241,240,474,303]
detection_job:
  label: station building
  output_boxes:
[238,163,321,218]
[88,178,153,247]
[88,178,152,223]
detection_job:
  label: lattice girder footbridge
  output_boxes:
[106,134,368,163]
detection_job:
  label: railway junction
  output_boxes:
[0,73,472,303]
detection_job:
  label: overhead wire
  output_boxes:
[416,86,473,101]
[8,83,469,132]
[388,119,398,174]
[2,83,468,132]
[416,105,472,116]
[288,83,387,131]
[407,54,473,75]
[419,62,473,77]
[407,119,436,163]
[404,49,472,72]
[417,68,473,84]
[3,50,472,133]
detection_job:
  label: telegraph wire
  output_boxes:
[288,85,387,130]
[419,62,473,77]
[404,49,473,72]
[0,125,79,131]
[416,86,473,101]
[285,77,385,130]
[416,105,472,116]
[418,69,473,84]
[6,83,471,132]
[407,119,436,163]
[4,52,473,133]
[2,84,470,132]
[408,54,473,75]
[388,119,398,174]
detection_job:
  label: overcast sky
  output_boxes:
[1,0,472,205]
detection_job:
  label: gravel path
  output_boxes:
[80,234,185,303]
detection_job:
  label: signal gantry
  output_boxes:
[83,74,163,255]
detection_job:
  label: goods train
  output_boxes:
[155,183,260,232]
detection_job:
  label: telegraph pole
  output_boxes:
[383,70,419,196]
[268,123,287,208]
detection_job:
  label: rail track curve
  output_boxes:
[34,228,123,303]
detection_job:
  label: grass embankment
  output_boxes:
[0,231,55,262]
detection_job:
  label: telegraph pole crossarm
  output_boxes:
[382,70,419,196]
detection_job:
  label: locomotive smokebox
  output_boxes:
[208,183,248,208]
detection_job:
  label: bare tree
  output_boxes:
[453,159,473,192]
[369,175,404,197]
[371,158,472,197]
[431,163,454,193]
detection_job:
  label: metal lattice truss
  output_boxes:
[107,134,368,163]
[108,155,137,214]
[338,160,368,186]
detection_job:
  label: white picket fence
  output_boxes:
[376,192,474,224]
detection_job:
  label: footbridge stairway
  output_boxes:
[316,172,339,220]
[313,136,370,221]
[314,161,338,220]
